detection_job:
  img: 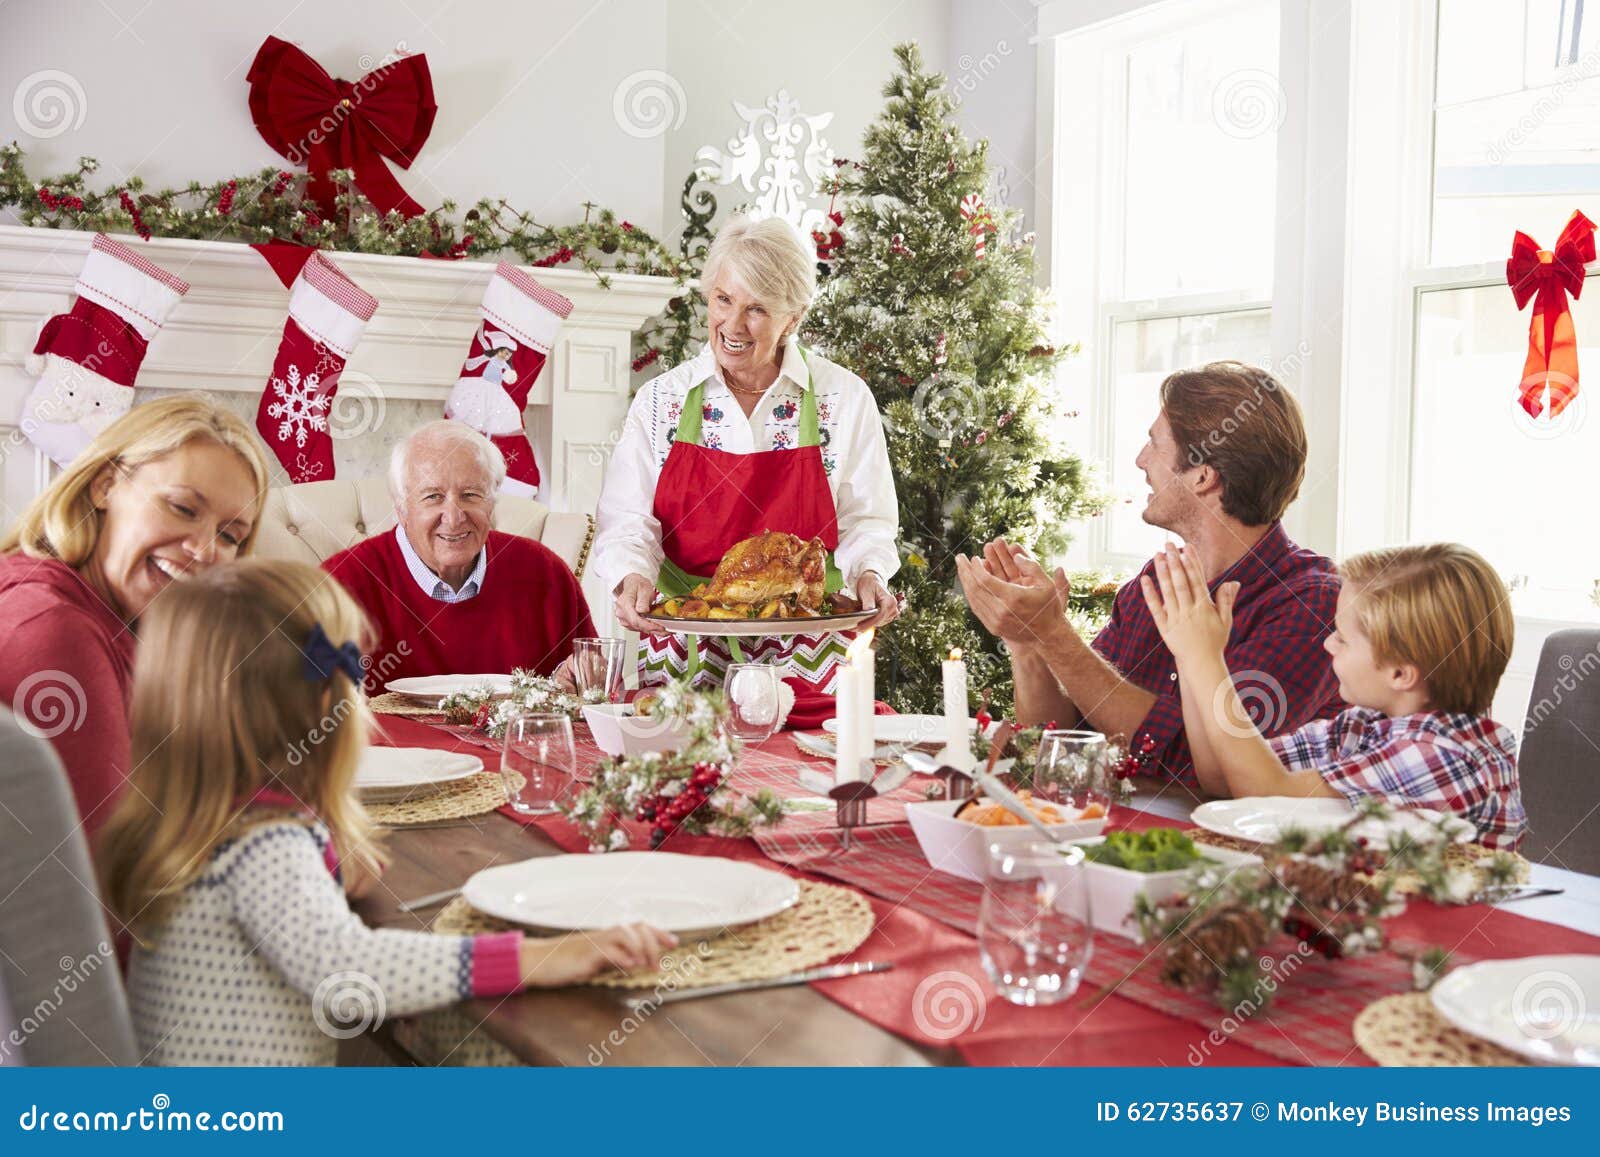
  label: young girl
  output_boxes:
[98,558,676,1066]
[1141,541,1524,850]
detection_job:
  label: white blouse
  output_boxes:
[592,339,901,595]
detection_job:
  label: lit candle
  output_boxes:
[941,647,975,772]
[835,629,876,784]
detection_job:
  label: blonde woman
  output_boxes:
[594,215,901,693]
[0,396,270,835]
[98,559,675,1066]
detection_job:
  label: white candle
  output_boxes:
[942,648,975,771]
[835,630,877,784]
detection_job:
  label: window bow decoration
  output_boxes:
[1506,210,1596,419]
[246,36,437,220]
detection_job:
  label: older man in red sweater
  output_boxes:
[323,420,594,692]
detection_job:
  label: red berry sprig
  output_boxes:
[217,179,236,216]
[638,760,726,848]
[118,189,150,239]
[532,245,575,268]
[35,186,83,212]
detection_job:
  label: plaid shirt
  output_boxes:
[1271,707,1525,850]
[1093,522,1342,785]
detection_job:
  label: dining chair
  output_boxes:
[1517,628,1600,875]
[0,710,138,1065]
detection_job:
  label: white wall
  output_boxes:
[1,0,671,234]
[946,0,1039,227]
[660,0,954,245]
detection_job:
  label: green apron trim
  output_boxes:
[657,345,844,678]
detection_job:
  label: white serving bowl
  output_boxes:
[1053,835,1263,940]
[584,682,795,758]
[904,798,1109,883]
[582,703,694,757]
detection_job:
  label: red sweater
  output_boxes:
[0,553,137,837]
[323,529,596,693]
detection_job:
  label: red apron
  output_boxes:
[641,346,852,690]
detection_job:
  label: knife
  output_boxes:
[397,886,463,912]
[624,961,893,1009]
[1492,886,1566,903]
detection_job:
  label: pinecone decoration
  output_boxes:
[1161,903,1273,991]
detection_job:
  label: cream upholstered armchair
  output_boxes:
[250,477,595,579]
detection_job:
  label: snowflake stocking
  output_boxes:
[254,251,377,481]
[444,262,572,495]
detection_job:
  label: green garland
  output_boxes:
[0,142,705,370]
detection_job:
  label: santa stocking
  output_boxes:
[444,262,572,495]
[255,251,377,482]
[22,234,190,467]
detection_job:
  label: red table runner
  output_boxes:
[371,714,1600,1066]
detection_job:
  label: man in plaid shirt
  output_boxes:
[958,361,1341,787]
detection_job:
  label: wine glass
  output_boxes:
[1034,729,1112,812]
[723,663,783,747]
[978,841,1093,1006]
[572,637,627,702]
[500,712,576,815]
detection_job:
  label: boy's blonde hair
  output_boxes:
[0,395,272,564]
[98,558,382,943]
[1338,544,1513,716]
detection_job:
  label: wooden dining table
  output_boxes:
[351,716,1600,1068]
[354,808,953,1066]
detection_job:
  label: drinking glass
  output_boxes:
[1033,729,1112,811]
[977,842,1093,1007]
[723,663,783,746]
[572,637,627,702]
[500,712,576,815]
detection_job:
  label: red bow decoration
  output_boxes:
[1506,210,1596,418]
[247,36,436,220]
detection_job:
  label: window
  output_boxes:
[1046,0,1280,570]
[1433,0,1600,266]
[1408,0,1600,623]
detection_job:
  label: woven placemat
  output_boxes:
[433,879,874,990]
[1188,828,1530,896]
[366,772,511,827]
[1353,992,1528,1066]
[368,692,448,717]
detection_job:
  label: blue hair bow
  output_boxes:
[302,623,365,685]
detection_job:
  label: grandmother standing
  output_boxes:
[593,215,900,691]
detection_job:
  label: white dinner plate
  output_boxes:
[384,674,515,702]
[642,609,875,637]
[1189,796,1473,845]
[821,713,973,746]
[355,747,483,802]
[1430,955,1600,1066]
[461,852,801,938]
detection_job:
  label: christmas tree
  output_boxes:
[803,42,1110,714]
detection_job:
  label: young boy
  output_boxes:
[1141,541,1525,850]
